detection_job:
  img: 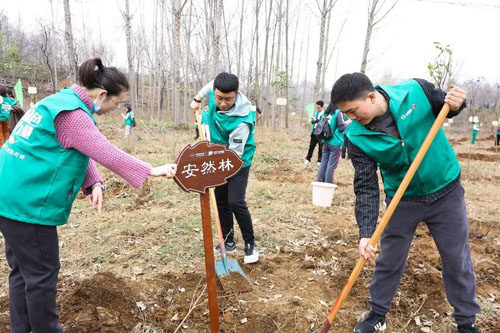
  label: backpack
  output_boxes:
[313,116,332,141]
[131,118,136,127]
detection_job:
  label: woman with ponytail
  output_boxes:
[0,58,177,332]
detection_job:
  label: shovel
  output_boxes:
[194,109,252,286]
[320,103,452,332]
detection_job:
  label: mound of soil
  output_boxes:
[58,272,141,332]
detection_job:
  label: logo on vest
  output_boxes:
[401,104,417,120]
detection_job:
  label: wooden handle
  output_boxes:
[320,103,451,332]
[200,193,220,332]
[195,109,227,251]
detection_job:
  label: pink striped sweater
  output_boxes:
[53,85,151,195]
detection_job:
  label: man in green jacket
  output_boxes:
[330,73,480,333]
[190,72,258,264]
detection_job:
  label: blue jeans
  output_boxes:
[316,144,341,183]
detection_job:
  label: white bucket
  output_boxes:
[311,182,337,207]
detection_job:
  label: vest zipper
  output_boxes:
[400,138,427,194]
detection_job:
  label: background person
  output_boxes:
[121,105,134,137]
[471,121,480,144]
[305,100,325,165]
[316,103,348,184]
[0,86,18,145]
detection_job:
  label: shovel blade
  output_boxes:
[215,259,252,285]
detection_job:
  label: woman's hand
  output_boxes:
[149,164,177,178]
[88,183,103,215]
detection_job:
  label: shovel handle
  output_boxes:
[320,103,451,332]
[195,109,227,255]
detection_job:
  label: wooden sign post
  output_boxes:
[174,141,243,332]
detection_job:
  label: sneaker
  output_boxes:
[214,242,236,255]
[304,159,311,164]
[354,311,386,333]
[243,243,259,264]
[317,161,321,166]
[457,323,480,333]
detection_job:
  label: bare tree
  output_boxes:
[313,0,337,100]
[360,0,399,74]
[182,0,193,123]
[37,24,56,89]
[49,0,58,92]
[236,0,245,78]
[171,0,188,126]
[121,0,136,109]
[63,0,78,85]
[284,0,290,128]
[207,0,222,77]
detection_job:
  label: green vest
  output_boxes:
[347,79,460,197]
[207,91,256,168]
[0,96,16,121]
[321,109,345,146]
[0,88,96,226]
[125,112,133,126]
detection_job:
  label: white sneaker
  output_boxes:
[243,243,259,264]
[304,159,311,164]
[317,162,321,166]
[213,242,236,255]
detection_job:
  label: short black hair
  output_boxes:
[331,72,375,105]
[213,72,239,93]
[316,100,324,107]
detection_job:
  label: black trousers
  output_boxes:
[306,133,322,162]
[214,166,255,245]
[496,133,500,146]
[0,216,62,333]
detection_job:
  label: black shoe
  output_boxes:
[457,323,480,333]
[214,242,236,255]
[243,242,259,264]
[354,311,386,333]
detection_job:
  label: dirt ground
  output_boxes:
[0,118,499,333]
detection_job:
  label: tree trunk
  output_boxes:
[313,0,337,100]
[237,0,245,78]
[49,0,58,92]
[360,0,399,74]
[172,0,184,126]
[63,0,77,85]
[183,0,193,124]
[301,21,311,126]
[313,0,327,100]
[360,0,376,74]
[320,9,332,98]
[254,0,262,120]
[123,0,136,109]
[284,0,289,129]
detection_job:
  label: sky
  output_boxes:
[2,0,500,87]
